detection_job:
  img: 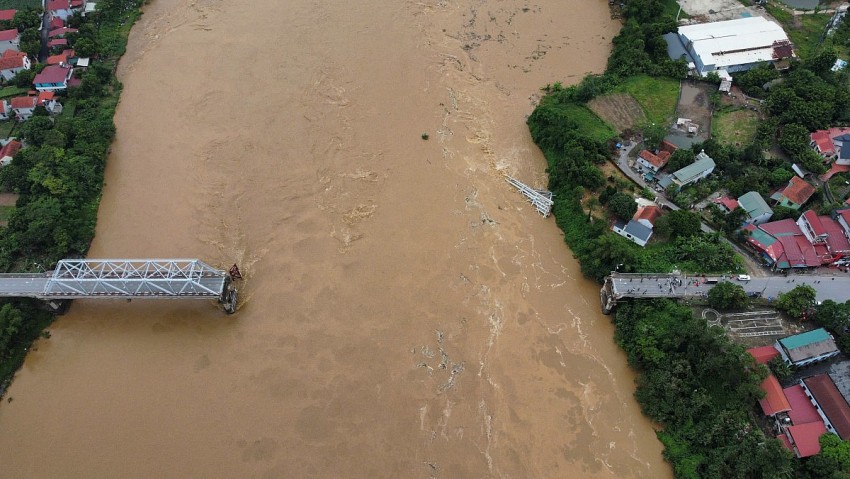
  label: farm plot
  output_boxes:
[713,108,759,146]
[723,311,786,338]
[587,93,647,134]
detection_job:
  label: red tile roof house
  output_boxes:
[10,95,36,121]
[771,176,816,210]
[0,28,19,55]
[47,0,74,22]
[0,139,21,166]
[49,17,64,30]
[747,345,780,365]
[33,64,72,92]
[47,38,68,51]
[759,374,792,417]
[0,49,29,81]
[47,49,73,66]
[48,27,78,38]
[636,149,670,173]
[0,10,16,22]
[774,384,830,458]
[633,205,663,229]
[713,196,739,213]
[810,127,850,166]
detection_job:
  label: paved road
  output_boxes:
[0,273,227,299]
[610,273,850,303]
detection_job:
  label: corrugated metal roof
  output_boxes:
[673,152,715,183]
[759,375,792,416]
[804,374,850,440]
[780,328,831,350]
[679,17,790,70]
[738,191,772,219]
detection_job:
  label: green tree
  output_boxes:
[708,281,749,310]
[654,210,701,239]
[721,207,747,234]
[804,433,850,479]
[767,355,792,382]
[776,284,817,319]
[607,191,637,220]
[0,303,23,359]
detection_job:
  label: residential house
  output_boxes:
[636,149,670,173]
[745,210,850,269]
[747,345,780,364]
[48,38,68,51]
[838,209,850,240]
[778,384,829,458]
[10,95,36,121]
[47,49,74,66]
[633,205,662,229]
[612,219,653,247]
[713,196,739,213]
[658,150,715,191]
[810,127,850,166]
[759,374,792,417]
[49,17,64,30]
[796,210,850,262]
[738,191,773,225]
[0,28,19,55]
[771,176,815,210]
[48,27,78,38]
[47,0,74,22]
[0,49,29,81]
[83,2,97,17]
[0,139,21,166]
[33,64,72,92]
[36,91,62,115]
[0,100,10,121]
[801,374,850,440]
[776,329,840,367]
[0,9,16,22]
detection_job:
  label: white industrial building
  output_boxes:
[676,17,793,76]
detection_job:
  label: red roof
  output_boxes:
[821,215,850,254]
[0,139,21,159]
[778,177,816,207]
[46,49,73,65]
[71,0,83,7]
[787,421,827,457]
[0,9,16,22]
[633,205,662,226]
[804,374,850,440]
[777,433,794,453]
[715,196,740,212]
[9,95,34,110]
[748,346,780,364]
[0,28,18,42]
[820,163,850,181]
[36,91,54,104]
[802,210,825,236]
[33,64,70,85]
[0,49,26,71]
[811,130,836,156]
[759,219,822,267]
[638,149,669,169]
[785,384,823,425]
[48,27,77,38]
[47,38,68,48]
[759,374,792,416]
[47,0,71,11]
[49,18,64,29]
[839,209,850,225]
[659,140,678,155]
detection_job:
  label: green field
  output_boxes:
[765,2,831,59]
[614,75,680,126]
[561,103,616,143]
[0,0,41,9]
[0,86,27,99]
[712,108,759,146]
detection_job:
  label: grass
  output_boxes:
[0,205,13,222]
[615,75,680,126]
[662,0,688,19]
[766,1,831,60]
[0,0,40,8]
[0,119,15,138]
[0,86,27,99]
[712,108,759,146]
[561,103,617,143]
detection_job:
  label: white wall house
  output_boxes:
[0,50,30,81]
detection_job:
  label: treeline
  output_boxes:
[614,300,793,478]
[0,1,144,390]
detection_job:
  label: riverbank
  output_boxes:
[0,0,672,476]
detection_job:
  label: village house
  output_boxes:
[48,27,78,39]
[10,92,62,121]
[801,374,850,441]
[49,17,64,30]
[738,191,774,225]
[611,204,663,247]
[658,150,715,191]
[0,28,19,55]
[810,127,850,166]
[0,49,29,81]
[48,38,68,51]
[47,49,74,66]
[33,64,72,92]
[47,0,74,22]
[0,139,21,166]
[771,176,816,210]
[776,329,840,367]
[745,209,850,269]
[0,9,16,22]
[636,149,669,173]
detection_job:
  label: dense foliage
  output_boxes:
[707,281,749,311]
[615,300,793,478]
[0,1,144,389]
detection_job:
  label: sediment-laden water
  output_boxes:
[0,1,671,476]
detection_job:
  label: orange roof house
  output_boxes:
[771,176,816,210]
[758,374,792,416]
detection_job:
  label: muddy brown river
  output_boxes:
[0,0,672,476]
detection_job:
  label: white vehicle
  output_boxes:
[737,274,751,281]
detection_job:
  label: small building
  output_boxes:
[47,49,74,66]
[0,49,29,81]
[658,151,715,191]
[802,374,850,440]
[676,17,793,76]
[612,219,653,247]
[782,384,829,458]
[47,0,74,22]
[0,139,21,166]
[48,27,78,38]
[83,2,97,17]
[748,345,780,365]
[0,9,16,22]
[776,328,840,367]
[713,196,739,213]
[33,64,72,92]
[47,38,68,51]
[738,191,773,225]
[0,28,19,55]
[771,176,815,210]
[9,95,36,121]
[759,374,792,417]
[636,149,670,173]
[633,205,662,230]
[786,422,828,458]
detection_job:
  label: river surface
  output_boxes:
[0,0,671,477]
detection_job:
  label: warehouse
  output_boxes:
[675,16,793,76]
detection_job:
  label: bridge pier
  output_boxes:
[41,299,71,315]
[600,277,618,315]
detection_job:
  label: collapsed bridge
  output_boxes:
[0,259,239,313]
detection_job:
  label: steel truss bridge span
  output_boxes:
[0,259,238,313]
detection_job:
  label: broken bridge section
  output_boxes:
[0,259,239,313]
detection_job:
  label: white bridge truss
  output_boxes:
[42,259,228,298]
[506,176,553,217]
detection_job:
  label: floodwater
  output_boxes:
[0,0,672,477]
